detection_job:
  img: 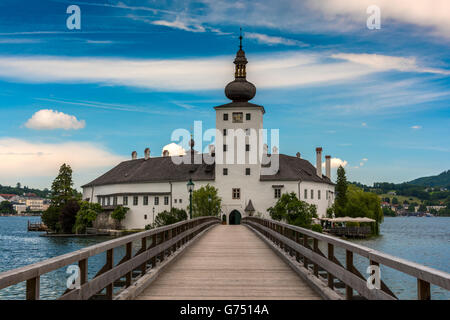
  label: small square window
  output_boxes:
[123,196,128,205]
[311,190,314,199]
[318,190,321,200]
[133,196,138,206]
[223,168,228,175]
[232,112,243,123]
[174,199,177,203]
[245,144,250,151]
[179,199,182,203]
[246,113,251,120]
[245,168,250,175]
[223,113,228,121]
[143,196,148,205]
[232,188,241,199]
[274,188,281,198]
[154,197,159,205]
[164,196,169,205]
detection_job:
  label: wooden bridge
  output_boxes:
[0,216,449,300]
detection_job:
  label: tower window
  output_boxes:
[246,113,251,121]
[223,128,227,136]
[245,144,250,151]
[232,112,243,123]
[223,113,228,121]
[274,188,281,198]
[223,168,228,175]
[223,144,227,152]
[232,188,241,199]
[245,168,251,175]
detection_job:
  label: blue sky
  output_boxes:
[0,0,449,190]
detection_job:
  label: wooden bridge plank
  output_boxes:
[137,225,321,300]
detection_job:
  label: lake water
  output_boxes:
[0,216,449,300]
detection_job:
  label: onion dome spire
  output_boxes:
[225,29,256,102]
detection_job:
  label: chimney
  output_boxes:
[144,148,150,160]
[131,151,137,160]
[316,147,322,177]
[296,152,301,158]
[325,155,331,179]
[272,146,278,154]
[163,150,169,157]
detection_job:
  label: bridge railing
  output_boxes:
[0,216,220,300]
[242,216,450,300]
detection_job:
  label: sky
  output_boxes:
[0,0,449,190]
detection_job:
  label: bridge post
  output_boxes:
[105,249,114,299]
[327,244,334,289]
[313,239,319,277]
[303,235,308,269]
[26,276,40,300]
[79,258,88,285]
[345,250,353,300]
[125,242,132,287]
[417,279,431,300]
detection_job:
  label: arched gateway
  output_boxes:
[229,210,242,225]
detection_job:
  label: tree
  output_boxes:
[111,205,129,229]
[50,164,74,208]
[418,204,427,212]
[382,207,396,217]
[0,201,16,214]
[392,197,399,205]
[268,192,317,228]
[148,208,188,229]
[42,205,61,232]
[335,165,348,217]
[59,199,80,233]
[16,182,21,189]
[73,201,102,234]
[343,185,384,235]
[191,184,222,217]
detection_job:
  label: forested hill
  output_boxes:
[0,184,50,198]
[407,170,450,188]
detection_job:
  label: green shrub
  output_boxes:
[311,224,322,233]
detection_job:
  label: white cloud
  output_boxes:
[323,157,348,169]
[306,0,450,38]
[0,138,123,180]
[332,53,450,75]
[411,125,422,130]
[162,143,186,156]
[361,122,367,127]
[0,53,371,91]
[245,32,308,47]
[25,109,86,130]
[0,52,446,92]
[362,158,368,162]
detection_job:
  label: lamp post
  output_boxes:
[187,179,195,219]
[152,207,155,223]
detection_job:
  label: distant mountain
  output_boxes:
[407,170,450,187]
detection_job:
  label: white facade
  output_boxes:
[82,45,335,229]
